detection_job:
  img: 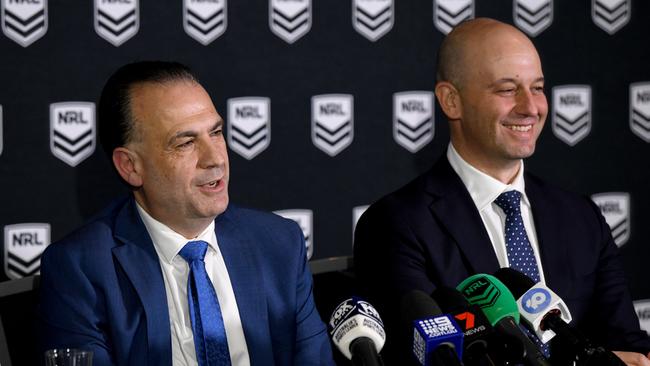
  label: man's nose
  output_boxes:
[515,89,541,117]
[198,138,225,169]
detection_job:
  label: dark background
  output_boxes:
[1,0,649,363]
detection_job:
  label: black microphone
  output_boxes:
[432,286,523,366]
[328,297,386,366]
[400,290,464,366]
[494,268,626,366]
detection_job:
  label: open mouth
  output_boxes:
[504,125,532,132]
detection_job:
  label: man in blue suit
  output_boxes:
[354,18,650,365]
[39,61,334,366]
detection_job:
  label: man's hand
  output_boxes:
[612,351,650,366]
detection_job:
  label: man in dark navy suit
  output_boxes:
[354,18,650,365]
[39,61,333,366]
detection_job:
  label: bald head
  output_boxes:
[436,18,539,89]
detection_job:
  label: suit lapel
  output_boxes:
[425,159,501,274]
[525,175,570,293]
[112,198,172,366]
[215,207,272,365]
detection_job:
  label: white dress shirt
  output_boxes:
[136,203,250,366]
[446,144,546,283]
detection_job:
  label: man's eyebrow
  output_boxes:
[489,77,545,87]
[169,120,223,144]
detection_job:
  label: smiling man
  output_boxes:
[39,61,333,366]
[354,18,650,365]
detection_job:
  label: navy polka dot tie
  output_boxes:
[180,241,231,366]
[494,191,550,358]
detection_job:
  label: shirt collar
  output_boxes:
[135,202,216,264]
[446,143,529,211]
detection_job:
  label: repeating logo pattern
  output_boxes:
[50,102,96,167]
[94,0,139,46]
[227,97,271,160]
[274,209,313,260]
[552,85,592,146]
[592,192,630,247]
[4,223,50,279]
[630,82,650,143]
[1,0,47,47]
[433,0,474,35]
[592,0,630,35]
[269,0,311,44]
[183,0,227,45]
[352,0,393,42]
[513,0,553,37]
[312,94,354,157]
[634,300,650,334]
[393,91,434,153]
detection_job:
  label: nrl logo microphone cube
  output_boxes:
[413,315,463,365]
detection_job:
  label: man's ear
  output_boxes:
[112,147,143,187]
[435,81,462,120]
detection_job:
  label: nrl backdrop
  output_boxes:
[1,0,650,326]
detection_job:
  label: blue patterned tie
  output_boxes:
[180,240,231,366]
[494,191,550,358]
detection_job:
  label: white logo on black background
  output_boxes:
[50,102,96,167]
[352,0,393,42]
[630,82,650,143]
[274,209,313,260]
[592,192,630,247]
[393,91,434,153]
[227,97,270,160]
[269,0,311,44]
[552,85,592,146]
[312,94,354,157]
[94,0,139,46]
[1,0,47,47]
[352,205,369,244]
[4,223,50,279]
[184,0,227,45]
[592,0,630,35]
[513,0,553,37]
[433,0,473,35]
[634,300,650,335]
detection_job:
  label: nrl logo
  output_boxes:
[50,102,96,167]
[4,223,50,279]
[312,94,354,157]
[183,0,227,45]
[552,85,592,146]
[274,209,313,260]
[513,0,553,37]
[634,299,650,334]
[352,0,393,42]
[94,0,139,47]
[1,0,48,47]
[433,0,474,35]
[393,91,434,153]
[592,0,630,35]
[592,192,630,247]
[630,82,650,143]
[227,97,271,160]
[269,0,311,44]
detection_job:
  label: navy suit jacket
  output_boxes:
[354,158,650,360]
[39,197,333,366]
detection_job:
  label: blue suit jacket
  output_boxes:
[39,197,333,366]
[354,158,650,361]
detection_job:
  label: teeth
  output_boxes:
[507,125,532,132]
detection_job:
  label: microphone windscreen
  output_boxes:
[494,267,535,298]
[456,273,520,326]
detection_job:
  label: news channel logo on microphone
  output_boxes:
[521,288,552,314]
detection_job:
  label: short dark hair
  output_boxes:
[98,61,198,159]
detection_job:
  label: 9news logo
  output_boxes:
[521,288,551,314]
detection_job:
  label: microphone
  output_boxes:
[457,273,551,366]
[432,286,516,366]
[328,297,386,366]
[494,268,626,366]
[400,290,464,366]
